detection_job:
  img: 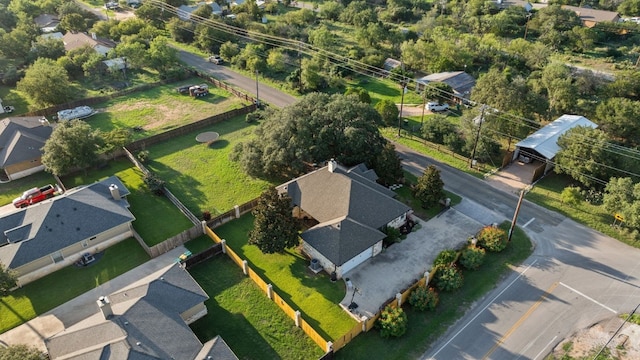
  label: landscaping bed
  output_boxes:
[189,256,324,359]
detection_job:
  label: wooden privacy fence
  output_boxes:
[206,198,259,229]
[188,68,257,103]
[131,225,203,258]
[203,226,331,353]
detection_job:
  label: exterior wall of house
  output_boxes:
[15,223,133,286]
[5,161,44,180]
[181,302,208,324]
[387,213,407,229]
[301,241,340,277]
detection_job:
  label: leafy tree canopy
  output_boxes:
[595,97,640,146]
[603,177,640,229]
[0,344,44,360]
[413,165,445,208]
[249,188,300,254]
[0,262,16,297]
[232,93,386,179]
[17,58,73,107]
[41,120,104,176]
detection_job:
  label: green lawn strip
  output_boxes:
[395,171,462,220]
[0,238,149,334]
[0,85,31,116]
[336,222,533,359]
[85,79,246,139]
[189,256,324,360]
[0,172,58,206]
[60,159,193,247]
[352,77,424,105]
[526,174,639,247]
[381,126,485,178]
[214,214,357,341]
[144,115,272,216]
[184,234,218,255]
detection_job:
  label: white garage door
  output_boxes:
[341,247,372,274]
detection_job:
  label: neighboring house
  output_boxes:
[103,57,127,71]
[34,14,60,33]
[494,0,533,12]
[416,71,476,102]
[512,114,598,175]
[62,32,115,56]
[0,117,52,182]
[41,31,64,41]
[46,263,238,360]
[178,2,223,19]
[0,176,135,285]
[277,160,411,279]
[383,58,401,72]
[562,5,621,27]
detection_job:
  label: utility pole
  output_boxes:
[255,69,260,107]
[508,189,525,242]
[397,61,406,137]
[524,13,532,40]
[420,90,426,130]
[469,105,486,168]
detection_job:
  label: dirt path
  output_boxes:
[550,316,640,359]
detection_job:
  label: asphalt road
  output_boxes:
[181,55,640,359]
[177,51,298,108]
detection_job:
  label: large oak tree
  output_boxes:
[41,120,104,176]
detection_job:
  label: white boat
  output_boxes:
[57,106,95,121]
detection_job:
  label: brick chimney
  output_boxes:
[328,159,337,173]
[109,184,121,200]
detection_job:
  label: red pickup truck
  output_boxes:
[12,184,56,208]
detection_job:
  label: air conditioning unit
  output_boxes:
[310,258,321,271]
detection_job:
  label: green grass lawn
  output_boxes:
[395,171,462,220]
[354,77,424,105]
[144,114,273,216]
[380,126,487,178]
[336,222,533,359]
[0,171,58,206]
[184,234,218,254]
[61,158,193,246]
[86,79,247,139]
[213,214,357,341]
[526,173,639,248]
[189,256,324,359]
[0,238,149,333]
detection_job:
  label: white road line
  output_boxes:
[523,218,535,228]
[426,260,538,359]
[533,336,558,360]
[559,282,617,314]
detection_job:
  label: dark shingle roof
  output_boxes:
[302,217,385,266]
[0,117,52,167]
[45,264,236,360]
[278,163,410,264]
[0,176,134,268]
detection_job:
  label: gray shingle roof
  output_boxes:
[0,176,134,268]
[0,117,52,167]
[278,163,410,264]
[417,71,476,98]
[46,264,236,360]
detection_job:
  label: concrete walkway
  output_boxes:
[340,209,485,318]
[0,246,187,352]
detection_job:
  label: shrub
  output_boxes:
[137,150,150,163]
[143,173,165,195]
[376,305,408,338]
[477,226,508,252]
[433,249,457,267]
[383,226,402,247]
[202,211,212,221]
[409,285,439,311]
[434,265,464,292]
[246,111,263,123]
[460,246,486,270]
[561,186,582,206]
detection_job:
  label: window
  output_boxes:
[82,240,88,248]
[51,251,64,263]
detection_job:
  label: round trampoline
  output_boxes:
[196,131,220,145]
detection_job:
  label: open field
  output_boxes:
[61,158,194,246]
[86,79,249,139]
[214,214,357,341]
[0,238,149,333]
[189,256,324,359]
[336,223,532,359]
[144,114,272,216]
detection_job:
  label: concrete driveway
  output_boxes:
[341,208,486,318]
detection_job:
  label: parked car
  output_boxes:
[12,184,57,208]
[208,55,224,65]
[426,102,450,112]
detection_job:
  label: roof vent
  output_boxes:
[76,227,80,231]
[109,184,121,200]
[136,342,141,346]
